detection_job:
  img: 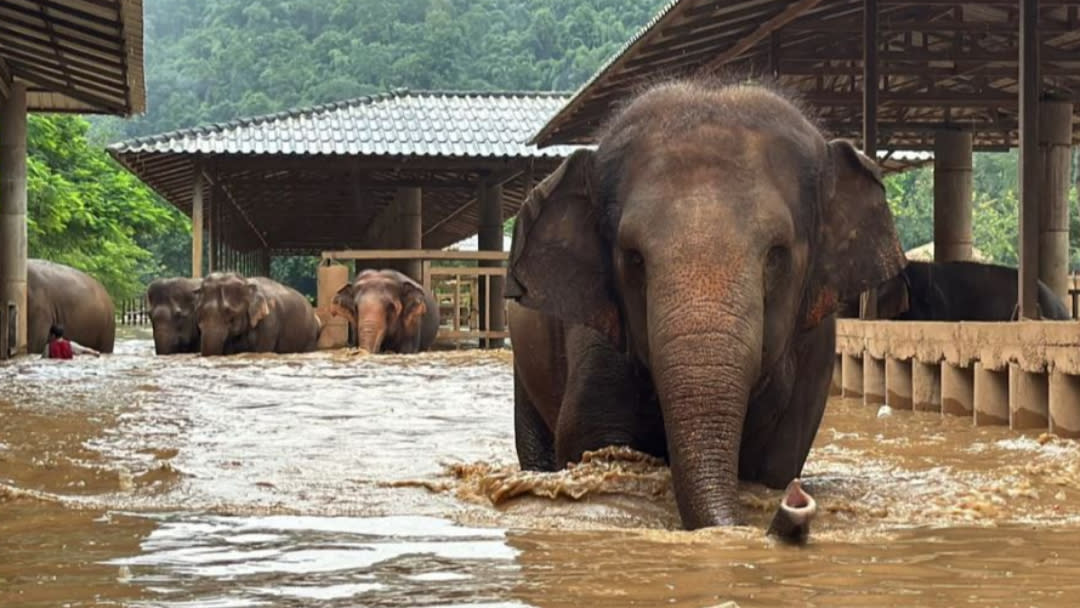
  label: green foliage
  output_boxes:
[25,114,189,300]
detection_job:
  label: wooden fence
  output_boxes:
[116,295,150,326]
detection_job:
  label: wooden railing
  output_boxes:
[320,249,509,345]
[116,295,150,326]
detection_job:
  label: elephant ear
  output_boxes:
[505,148,621,344]
[806,139,906,327]
[331,283,357,325]
[400,281,428,335]
[247,282,272,329]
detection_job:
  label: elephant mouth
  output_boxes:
[766,478,817,545]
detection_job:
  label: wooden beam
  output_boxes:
[7,65,125,113]
[191,169,204,278]
[322,249,508,262]
[1018,0,1041,319]
[703,0,826,71]
[0,58,9,100]
[422,170,522,238]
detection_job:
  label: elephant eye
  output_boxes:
[765,245,790,286]
[625,250,645,268]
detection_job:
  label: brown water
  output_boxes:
[4,329,1080,607]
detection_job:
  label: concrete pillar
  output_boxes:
[0,82,27,358]
[316,262,349,349]
[863,356,886,406]
[192,171,204,278]
[830,354,842,396]
[478,180,505,349]
[1018,0,1040,319]
[941,363,975,417]
[841,353,863,398]
[886,357,913,410]
[1039,100,1073,302]
[974,363,1009,426]
[1049,371,1080,438]
[933,130,974,262]
[396,187,422,282]
[913,360,942,412]
[1009,364,1049,430]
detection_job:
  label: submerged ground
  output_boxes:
[3,329,1080,607]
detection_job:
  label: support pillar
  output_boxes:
[857,0,879,321]
[913,360,942,412]
[941,363,974,417]
[974,363,1009,426]
[0,82,27,358]
[841,353,862,399]
[1018,0,1041,318]
[885,357,912,410]
[830,354,842,396]
[396,187,422,282]
[191,171,204,278]
[1049,371,1080,438]
[478,180,505,349]
[316,261,349,349]
[933,130,974,262]
[863,356,886,406]
[1009,364,1049,430]
[207,183,217,274]
[1039,100,1072,302]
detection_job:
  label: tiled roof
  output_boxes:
[109,90,577,158]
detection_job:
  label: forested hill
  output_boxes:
[109,0,668,138]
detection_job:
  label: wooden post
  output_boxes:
[191,170,204,278]
[1018,0,1041,319]
[933,130,974,262]
[859,0,879,320]
[397,187,422,282]
[0,82,27,357]
[478,180,505,348]
[208,181,217,274]
[1039,100,1072,302]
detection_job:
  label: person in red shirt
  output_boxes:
[43,324,100,359]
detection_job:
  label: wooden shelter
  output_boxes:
[109,90,578,347]
[1,0,146,359]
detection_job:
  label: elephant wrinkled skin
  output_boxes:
[27,259,116,354]
[195,272,320,356]
[505,79,906,530]
[148,277,201,355]
[331,269,439,354]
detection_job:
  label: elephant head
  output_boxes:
[505,80,905,529]
[147,277,201,354]
[332,269,428,353]
[194,272,271,356]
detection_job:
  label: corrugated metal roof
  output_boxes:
[110,90,577,158]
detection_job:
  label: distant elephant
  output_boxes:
[505,79,905,531]
[838,260,1071,320]
[147,277,201,355]
[27,259,115,354]
[331,269,439,354]
[195,272,320,356]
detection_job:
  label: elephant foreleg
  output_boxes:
[514,364,556,471]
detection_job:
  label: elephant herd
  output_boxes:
[21,77,1076,542]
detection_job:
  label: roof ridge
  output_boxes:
[108,90,573,150]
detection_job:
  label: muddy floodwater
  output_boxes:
[5,330,1080,607]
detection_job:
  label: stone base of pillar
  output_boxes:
[886,357,912,410]
[1009,364,1049,430]
[841,354,863,399]
[864,356,886,406]
[913,361,942,412]
[1049,371,1080,438]
[974,363,1009,426]
[941,363,974,417]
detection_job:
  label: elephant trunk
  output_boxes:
[357,316,385,354]
[648,278,763,529]
[199,326,228,357]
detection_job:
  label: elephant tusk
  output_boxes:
[766,478,817,546]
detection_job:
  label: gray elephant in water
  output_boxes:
[147,277,201,355]
[505,78,905,532]
[331,269,439,354]
[838,260,1071,320]
[195,272,321,356]
[28,259,115,354]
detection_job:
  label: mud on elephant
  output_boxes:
[331,269,439,354]
[148,277,201,355]
[27,259,116,354]
[195,272,321,356]
[505,78,906,531]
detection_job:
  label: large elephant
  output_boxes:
[147,277,201,354]
[27,259,115,354]
[505,79,906,530]
[331,269,439,354]
[838,260,1071,320]
[195,272,320,356]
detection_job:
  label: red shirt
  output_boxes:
[48,339,74,359]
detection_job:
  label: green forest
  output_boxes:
[19,0,1080,301]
